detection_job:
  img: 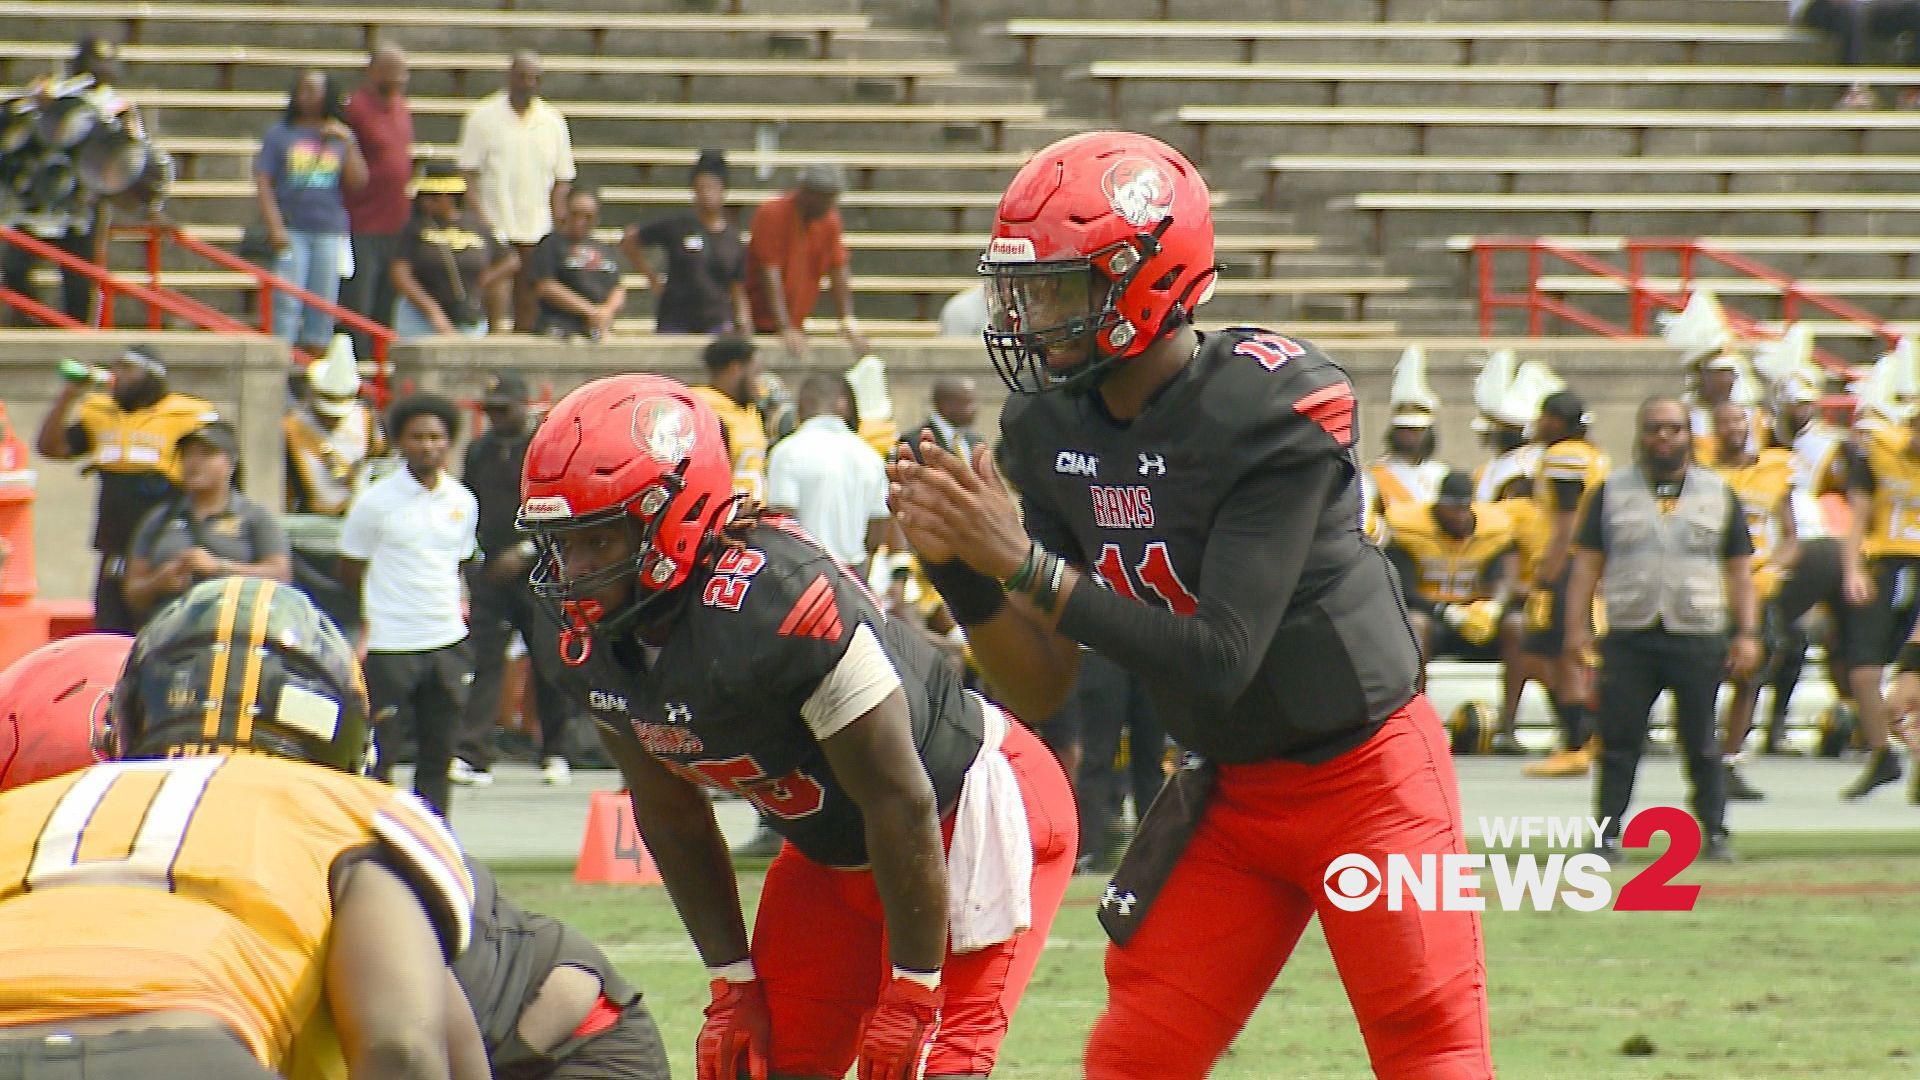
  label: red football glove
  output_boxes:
[697,977,771,1080]
[857,976,944,1080]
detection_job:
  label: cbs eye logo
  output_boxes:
[1323,853,1384,912]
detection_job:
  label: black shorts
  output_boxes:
[1522,571,1584,658]
[1837,555,1920,668]
[495,1000,669,1080]
[1427,621,1504,663]
[0,1026,274,1079]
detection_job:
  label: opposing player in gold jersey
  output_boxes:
[1710,402,1798,801]
[0,578,482,1080]
[1836,402,1920,800]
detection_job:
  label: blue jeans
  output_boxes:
[393,295,488,339]
[271,230,346,345]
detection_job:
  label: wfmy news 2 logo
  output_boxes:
[1323,806,1705,914]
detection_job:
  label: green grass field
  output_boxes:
[494,833,1920,1079]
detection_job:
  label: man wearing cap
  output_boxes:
[457,370,577,786]
[1566,396,1756,865]
[35,346,216,632]
[745,164,866,359]
[1522,388,1612,778]
[123,417,292,622]
[284,337,388,517]
[457,50,575,332]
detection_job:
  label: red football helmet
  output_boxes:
[0,633,134,792]
[982,130,1217,394]
[519,374,736,661]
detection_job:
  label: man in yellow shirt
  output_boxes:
[1710,401,1797,800]
[689,335,769,502]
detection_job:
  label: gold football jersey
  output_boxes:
[0,754,472,1070]
[1857,426,1920,560]
[1386,502,1516,605]
[690,384,769,501]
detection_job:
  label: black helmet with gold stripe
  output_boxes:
[113,576,370,772]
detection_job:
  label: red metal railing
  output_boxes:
[1,224,259,335]
[1472,235,1894,373]
[116,221,395,392]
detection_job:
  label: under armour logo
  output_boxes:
[1101,884,1137,915]
[664,703,693,725]
[1138,453,1166,476]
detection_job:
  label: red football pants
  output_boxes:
[752,718,1078,1077]
[1085,695,1493,1079]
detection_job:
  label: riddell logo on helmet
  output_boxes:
[521,495,573,521]
[1102,158,1175,228]
[985,236,1036,263]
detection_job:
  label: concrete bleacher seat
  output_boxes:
[113,90,1046,150]
[999,18,1819,73]
[1438,234,1920,283]
[0,43,959,102]
[7,2,873,56]
[1084,62,1920,118]
[1261,155,1920,205]
[1171,106,1920,162]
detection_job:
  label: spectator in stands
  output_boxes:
[35,345,215,633]
[389,164,517,338]
[528,188,625,339]
[458,51,575,332]
[745,163,867,359]
[1793,0,1920,108]
[255,69,368,353]
[340,44,412,355]
[123,418,292,619]
[689,334,770,501]
[621,149,749,335]
[457,371,578,788]
[338,393,478,817]
[765,372,890,579]
[937,281,989,339]
[0,35,129,326]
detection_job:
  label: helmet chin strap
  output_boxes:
[558,599,603,666]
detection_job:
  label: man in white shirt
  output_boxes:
[765,373,890,578]
[339,393,479,817]
[457,50,577,332]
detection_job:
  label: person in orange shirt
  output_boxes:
[744,164,868,360]
[0,579,483,1080]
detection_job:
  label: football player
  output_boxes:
[515,374,1077,1080]
[887,130,1491,1079]
[1520,390,1611,779]
[0,579,482,1080]
[1709,401,1798,800]
[1385,473,1523,709]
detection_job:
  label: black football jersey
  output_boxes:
[999,328,1421,764]
[578,520,985,868]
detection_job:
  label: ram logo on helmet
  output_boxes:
[634,398,697,465]
[1102,158,1175,228]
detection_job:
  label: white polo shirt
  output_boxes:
[340,466,478,652]
[766,415,889,566]
[457,92,577,245]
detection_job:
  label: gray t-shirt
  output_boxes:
[130,490,291,577]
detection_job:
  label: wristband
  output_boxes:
[890,965,941,991]
[921,558,1006,626]
[1898,641,1920,674]
[707,959,757,984]
[1003,543,1042,593]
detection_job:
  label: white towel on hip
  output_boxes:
[946,698,1034,954]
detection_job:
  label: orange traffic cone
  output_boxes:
[574,790,662,885]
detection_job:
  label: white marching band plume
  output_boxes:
[844,354,894,425]
[1659,289,1735,364]
[1753,322,1825,406]
[1861,336,1920,423]
[1389,345,1440,429]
